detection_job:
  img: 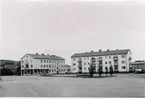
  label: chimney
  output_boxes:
[36,53,38,55]
[42,53,44,55]
[107,49,110,51]
[99,49,102,52]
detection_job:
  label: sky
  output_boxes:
[0,0,145,65]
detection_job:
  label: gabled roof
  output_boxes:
[71,49,131,58]
[21,53,65,60]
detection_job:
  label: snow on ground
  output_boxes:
[0,74,145,97]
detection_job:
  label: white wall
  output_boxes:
[21,54,34,70]
[71,52,132,73]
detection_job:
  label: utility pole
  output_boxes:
[0,60,2,80]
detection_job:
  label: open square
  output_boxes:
[0,74,145,97]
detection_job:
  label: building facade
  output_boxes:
[71,49,132,73]
[131,60,145,72]
[21,53,66,75]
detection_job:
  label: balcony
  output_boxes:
[78,58,82,63]
[113,56,118,60]
[98,57,102,61]
[114,62,118,65]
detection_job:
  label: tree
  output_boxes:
[89,57,96,78]
[1,68,14,76]
[98,66,103,77]
[98,60,103,77]
[16,61,21,75]
[109,65,114,76]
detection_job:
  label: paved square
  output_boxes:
[0,74,145,97]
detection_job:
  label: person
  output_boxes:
[105,67,108,76]
[109,65,113,76]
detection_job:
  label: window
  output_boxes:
[47,60,48,63]
[109,56,111,59]
[84,63,86,65]
[122,66,126,69]
[105,62,107,64]
[121,55,125,58]
[44,65,45,68]
[22,65,24,68]
[41,60,43,63]
[41,65,43,68]
[73,63,76,66]
[122,61,125,64]
[47,65,48,67]
[22,60,23,63]
[84,67,86,70]
[44,60,45,63]
[49,60,51,63]
[109,61,111,64]
[105,56,107,59]
[31,65,33,68]
[49,65,51,67]
[88,62,90,65]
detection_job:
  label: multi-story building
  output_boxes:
[131,60,145,72]
[21,53,66,75]
[71,49,132,73]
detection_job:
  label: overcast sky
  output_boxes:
[0,0,145,65]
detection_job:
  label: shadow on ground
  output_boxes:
[41,74,117,79]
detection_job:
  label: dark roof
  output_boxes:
[22,53,65,60]
[71,49,131,58]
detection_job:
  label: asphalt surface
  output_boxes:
[0,74,145,97]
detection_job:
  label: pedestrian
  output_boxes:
[105,66,108,76]
[109,65,113,76]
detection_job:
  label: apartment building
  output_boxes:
[21,53,66,75]
[71,49,132,73]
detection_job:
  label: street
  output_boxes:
[0,74,145,97]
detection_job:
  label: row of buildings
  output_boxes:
[19,49,145,75]
[0,49,144,76]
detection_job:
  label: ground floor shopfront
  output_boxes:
[21,69,51,75]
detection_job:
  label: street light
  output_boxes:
[0,62,2,80]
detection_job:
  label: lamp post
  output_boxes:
[0,67,1,80]
[0,62,2,80]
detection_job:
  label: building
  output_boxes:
[71,49,132,73]
[131,60,145,72]
[21,53,66,75]
[65,64,71,73]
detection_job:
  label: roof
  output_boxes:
[21,53,65,60]
[71,49,131,58]
[131,60,145,65]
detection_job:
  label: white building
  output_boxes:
[71,49,132,73]
[21,53,66,75]
[131,60,145,72]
